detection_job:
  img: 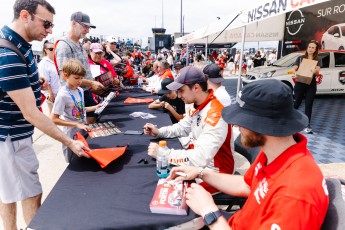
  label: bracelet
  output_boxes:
[198,167,205,179]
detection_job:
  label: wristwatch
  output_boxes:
[203,210,222,226]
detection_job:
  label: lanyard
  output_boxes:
[65,86,85,122]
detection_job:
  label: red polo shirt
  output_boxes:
[228,133,329,229]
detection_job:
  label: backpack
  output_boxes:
[0,38,28,100]
[53,39,74,73]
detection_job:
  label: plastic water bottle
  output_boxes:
[137,76,143,88]
[156,140,170,178]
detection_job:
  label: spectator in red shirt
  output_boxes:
[168,79,329,230]
[158,60,174,80]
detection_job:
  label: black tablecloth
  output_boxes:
[28,89,198,230]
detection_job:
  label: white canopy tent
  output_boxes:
[175,0,331,94]
[176,0,330,45]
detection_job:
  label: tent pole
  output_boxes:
[205,36,208,61]
[186,43,189,65]
[237,26,246,97]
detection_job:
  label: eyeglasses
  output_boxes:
[45,48,54,51]
[110,42,116,45]
[93,52,104,55]
[33,14,54,29]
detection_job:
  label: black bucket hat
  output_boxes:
[222,79,308,136]
[158,78,174,95]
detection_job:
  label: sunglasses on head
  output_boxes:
[310,40,319,44]
[45,48,54,51]
[33,14,54,29]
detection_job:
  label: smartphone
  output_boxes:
[124,130,144,135]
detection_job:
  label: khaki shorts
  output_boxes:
[0,136,42,203]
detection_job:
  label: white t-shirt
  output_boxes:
[38,56,61,96]
[214,85,231,107]
[52,86,86,162]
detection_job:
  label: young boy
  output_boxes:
[51,59,99,162]
[148,78,185,124]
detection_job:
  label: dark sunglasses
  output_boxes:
[45,48,54,51]
[33,14,54,29]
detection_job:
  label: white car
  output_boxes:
[242,50,345,95]
[322,23,345,50]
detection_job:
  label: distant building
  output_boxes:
[148,28,172,53]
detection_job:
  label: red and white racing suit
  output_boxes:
[157,90,234,192]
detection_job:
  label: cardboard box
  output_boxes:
[295,58,318,85]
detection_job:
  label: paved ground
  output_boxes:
[2,70,345,229]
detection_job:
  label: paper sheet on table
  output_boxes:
[90,65,101,79]
[130,112,157,119]
[75,132,127,168]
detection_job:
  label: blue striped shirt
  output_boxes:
[0,25,41,141]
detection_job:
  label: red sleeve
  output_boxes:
[101,59,117,78]
[258,196,324,230]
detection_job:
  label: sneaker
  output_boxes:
[304,127,313,134]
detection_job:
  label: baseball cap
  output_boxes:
[157,78,174,95]
[107,38,117,43]
[203,64,224,84]
[167,66,206,91]
[174,61,184,69]
[222,79,308,136]
[90,43,104,53]
[71,12,96,28]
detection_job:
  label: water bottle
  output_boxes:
[137,76,143,88]
[156,140,170,178]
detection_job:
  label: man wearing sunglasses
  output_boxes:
[0,1,90,229]
[55,11,104,124]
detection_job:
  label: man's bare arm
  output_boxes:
[7,87,90,157]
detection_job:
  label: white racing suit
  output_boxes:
[157,90,234,192]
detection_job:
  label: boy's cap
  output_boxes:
[158,78,174,95]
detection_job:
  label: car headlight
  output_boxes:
[258,71,276,79]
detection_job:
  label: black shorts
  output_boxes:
[84,90,97,117]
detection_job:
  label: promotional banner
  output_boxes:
[283,0,345,55]
[247,0,330,23]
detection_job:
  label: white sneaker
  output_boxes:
[304,127,313,134]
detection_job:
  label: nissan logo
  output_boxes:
[286,10,305,36]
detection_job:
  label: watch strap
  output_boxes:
[203,209,222,226]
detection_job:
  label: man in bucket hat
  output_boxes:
[167,79,329,229]
[144,66,234,194]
